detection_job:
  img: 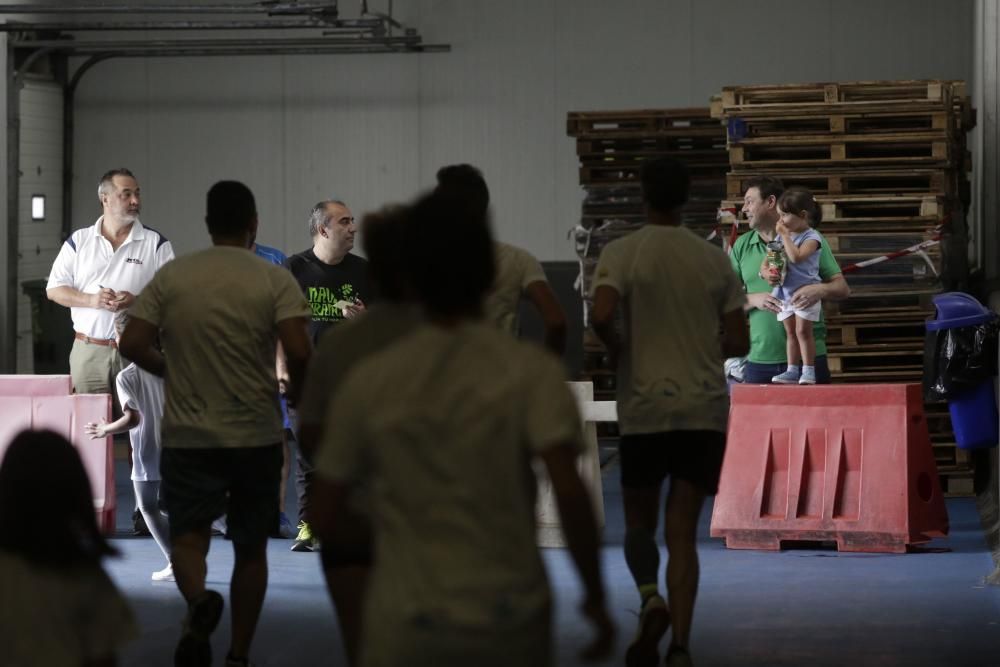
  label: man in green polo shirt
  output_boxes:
[730,176,850,383]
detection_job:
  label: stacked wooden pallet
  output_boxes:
[567,108,729,409]
[714,80,976,494]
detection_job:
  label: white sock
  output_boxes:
[802,365,816,375]
[787,364,801,374]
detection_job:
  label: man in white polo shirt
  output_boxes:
[46,168,174,396]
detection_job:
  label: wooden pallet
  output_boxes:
[824,287,940,317]
[578,149,730,170]
[932,442,971,467]
[567,108,721,138]
[713,81,974,131]
[725,167,957,199]
[826,309,935,329]
[723,109,958,141]
[824,231,939,254]
[719,194,947,231]
[825,319,928,347]
[581,162,727,185]
[938,468,975,497]
[577,135,726,156]
[586,180,725,207]
[729,132,956,169]
[715,80,959,114]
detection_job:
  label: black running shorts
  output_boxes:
[161,444,282,545]
[619,430,727,495]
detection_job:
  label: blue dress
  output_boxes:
[771,228,823,302]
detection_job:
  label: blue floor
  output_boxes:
[106,453,1000,666]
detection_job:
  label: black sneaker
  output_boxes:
[626,594,670,667]
[665,645,694,667]
[175,590,224,667]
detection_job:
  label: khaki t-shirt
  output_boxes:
[592,225,745,435]
[0,551,138,666]
[298,302,421,432]
[130,246,311,449]
[484,242,548,335]
[315,322,582,630]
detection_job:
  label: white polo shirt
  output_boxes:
[46,217,174,339]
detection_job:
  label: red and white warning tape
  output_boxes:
[839,231,942,276]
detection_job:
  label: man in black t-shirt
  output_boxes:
[284,199,372,551]
[285,200,372,343]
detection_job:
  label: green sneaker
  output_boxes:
[290,521,319,552]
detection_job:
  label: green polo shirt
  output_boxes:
[729,229,842,364]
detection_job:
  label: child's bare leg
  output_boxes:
[796,316,816,366]
[783,316,801,366]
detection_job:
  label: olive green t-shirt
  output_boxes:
[483,242,548,335]
[729,229,842,364]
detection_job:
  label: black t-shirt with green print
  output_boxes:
[284,248,372,343]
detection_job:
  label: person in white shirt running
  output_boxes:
[85,311,171,582]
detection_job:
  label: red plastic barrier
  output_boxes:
[0,391,115,534]
[710,383,949,553]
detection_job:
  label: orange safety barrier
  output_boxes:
[710,383,949,553]
[0,379,115,535]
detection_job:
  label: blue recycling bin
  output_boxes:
[926,293,999,449]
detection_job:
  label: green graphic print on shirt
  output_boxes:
[308,284,360,322]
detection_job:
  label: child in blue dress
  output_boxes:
[770,187,826,385]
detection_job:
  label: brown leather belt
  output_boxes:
[74,332,118,349]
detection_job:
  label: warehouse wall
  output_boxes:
[1,30,10,370]
[71,0,974,261]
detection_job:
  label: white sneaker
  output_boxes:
[152,564,175,582]
[211,517,228,536]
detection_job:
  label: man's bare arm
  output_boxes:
[590,285,621,367]
[524,280,567,355]
[791,273,850,308]
[119,317,165,377]
[308,477,371,558]
[746,291,781,313]
[47,285,111,310]
[721,307,750,359]
[539,443,615,661]
[276,316,312,407]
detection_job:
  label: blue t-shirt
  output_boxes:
[254,243,292,431]
[772,228,823,301]
[254,243,287,265]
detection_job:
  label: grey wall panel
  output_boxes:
[282,54,422,253]
[70,0,975,264]
[417,1,559,255]
[73,59,151,231]
[828,0,973,81]
[18,80,63,372]
[141,56,286,253]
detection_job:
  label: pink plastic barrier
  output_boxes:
[0,387,115,535]
[0,374,72,396]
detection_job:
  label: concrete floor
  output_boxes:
[106,453,1000,667]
